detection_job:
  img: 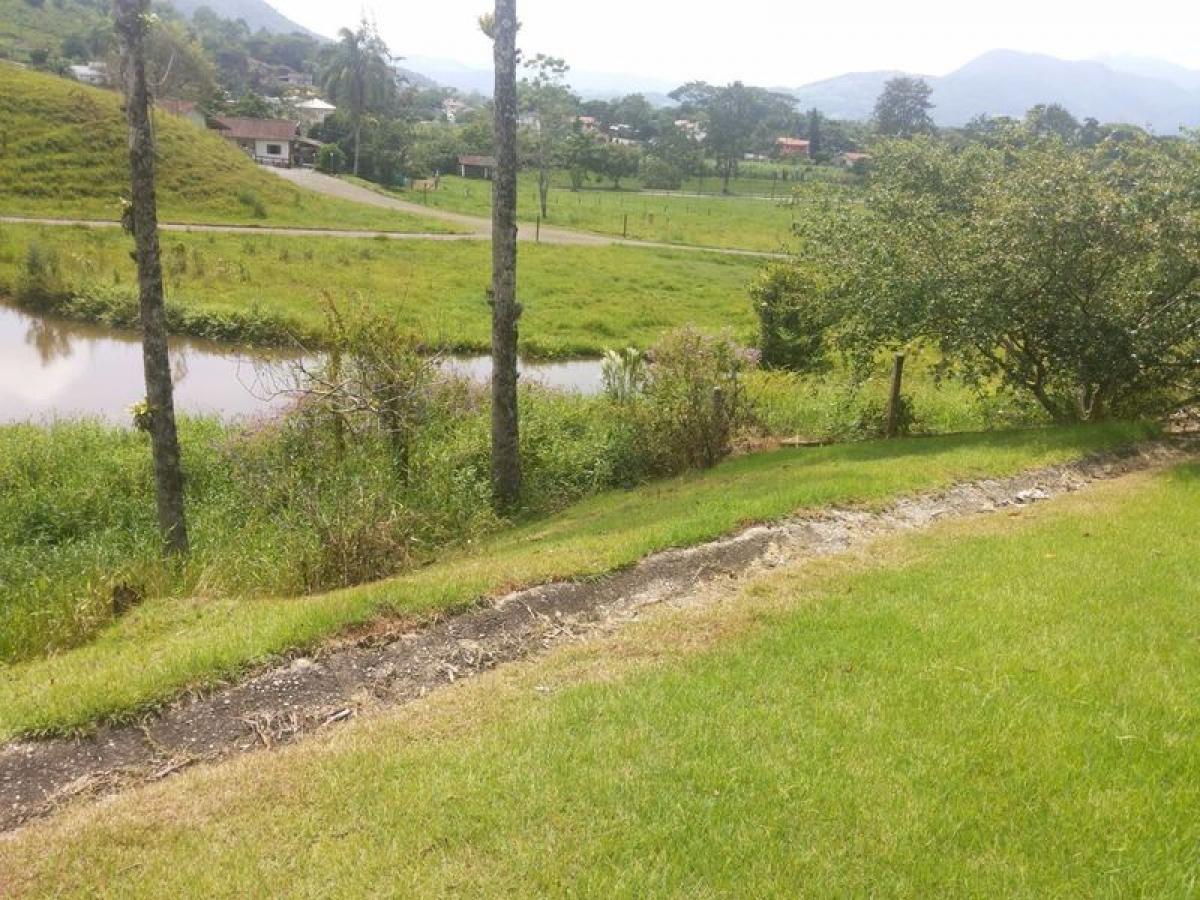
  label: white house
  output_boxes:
[210,116,307,167]
[296,98,336,128]
[68,62,108,86]
[442,97,469,124]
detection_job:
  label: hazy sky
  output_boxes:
[270,0,1200,86]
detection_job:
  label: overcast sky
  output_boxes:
[270,0,1200,86]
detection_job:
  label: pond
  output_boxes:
[0,302,605,425]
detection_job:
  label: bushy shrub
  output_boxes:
[750,263,835,372]
[16,241,63,303]
[639,156,683,190]
[638,327,757,473]
[316,143,347,175]
[236,190,268,218]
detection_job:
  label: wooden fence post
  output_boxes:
[885,353,906,438]
[536,215,541,243]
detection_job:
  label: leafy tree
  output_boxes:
[805,107,823,159]
[873,76,935,137]
[672,81,792,192]
[610,93,656,139]
[559,124,601,189]
[520,54,577,218]
[1025,103,1080,142]
[649,122,703,178]
[787,135,1200,421]
[320,19,397,176]
[316,143,346,174]
[597,141,640,189]
[228,92,273,117]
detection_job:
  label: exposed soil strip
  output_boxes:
[0,439,1192,833]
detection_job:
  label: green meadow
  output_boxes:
[4,449,1193,897]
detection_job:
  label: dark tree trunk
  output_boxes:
[538,150,550,219]
[353,120,362,176]
[490,0,522,509]
[114,0,189,555]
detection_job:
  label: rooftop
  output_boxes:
[210,117,300,141]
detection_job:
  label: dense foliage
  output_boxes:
[766,131,1200,421]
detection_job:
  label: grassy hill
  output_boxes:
[0,0,108,63]
[0,64,457,232]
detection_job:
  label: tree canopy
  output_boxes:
[766,132,1200,421]
[873,76,935,137]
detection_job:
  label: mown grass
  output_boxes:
[0,64,458,233]
[0,422,1152,740]
[366,172,853,252]
[4,457,1195,897]
[0,222,761,355]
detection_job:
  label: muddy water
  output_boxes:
[0,303,604,424]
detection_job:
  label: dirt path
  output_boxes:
[268,168,786,258]
[2,439,1191,833]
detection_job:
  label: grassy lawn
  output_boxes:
[0,223,761,356]
[4,454,1195,897]
[0,422,1151,740]
[0,65,458,234]
[369,173,848,252]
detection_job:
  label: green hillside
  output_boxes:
[0,64,456,232]
[0,0,108,63]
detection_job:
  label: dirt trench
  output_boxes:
[0,438,1192,833]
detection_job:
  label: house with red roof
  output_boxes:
[209,117,310,167]
[775,137,811,159]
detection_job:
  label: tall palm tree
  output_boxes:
[113,0,189,555]
[488,0,521,509]
[320,20,395,176]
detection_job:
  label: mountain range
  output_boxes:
[161,0,1200,131]
[782,50,1200,132]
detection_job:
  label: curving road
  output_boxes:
[2,168,783,258]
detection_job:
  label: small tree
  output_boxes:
[805,107,824,159]
[559,125,600,190]
[597,141,640,189]
[873,77,935,137]
[520,53,577,218]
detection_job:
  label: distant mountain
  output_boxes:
[400,55,677,103]
[783,50,1200,132]
[1096,55,1200,92]
[165,0,325,39]
[779,70,914,120]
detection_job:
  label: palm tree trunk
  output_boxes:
[353,120,362,176]
[490,0,521,509]
[114,0,189,555]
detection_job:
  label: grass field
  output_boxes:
[0,222,762,355]
[0,65,458,233]
[0,422,1150,740]
[366,173,852,252]
[4,454,1194,896]
[0,0,107,63]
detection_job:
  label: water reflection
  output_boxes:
[0,302,301,423]
[0,302,605,424]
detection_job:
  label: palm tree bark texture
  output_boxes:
[490,0,522,509]
[114,0,190,555]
